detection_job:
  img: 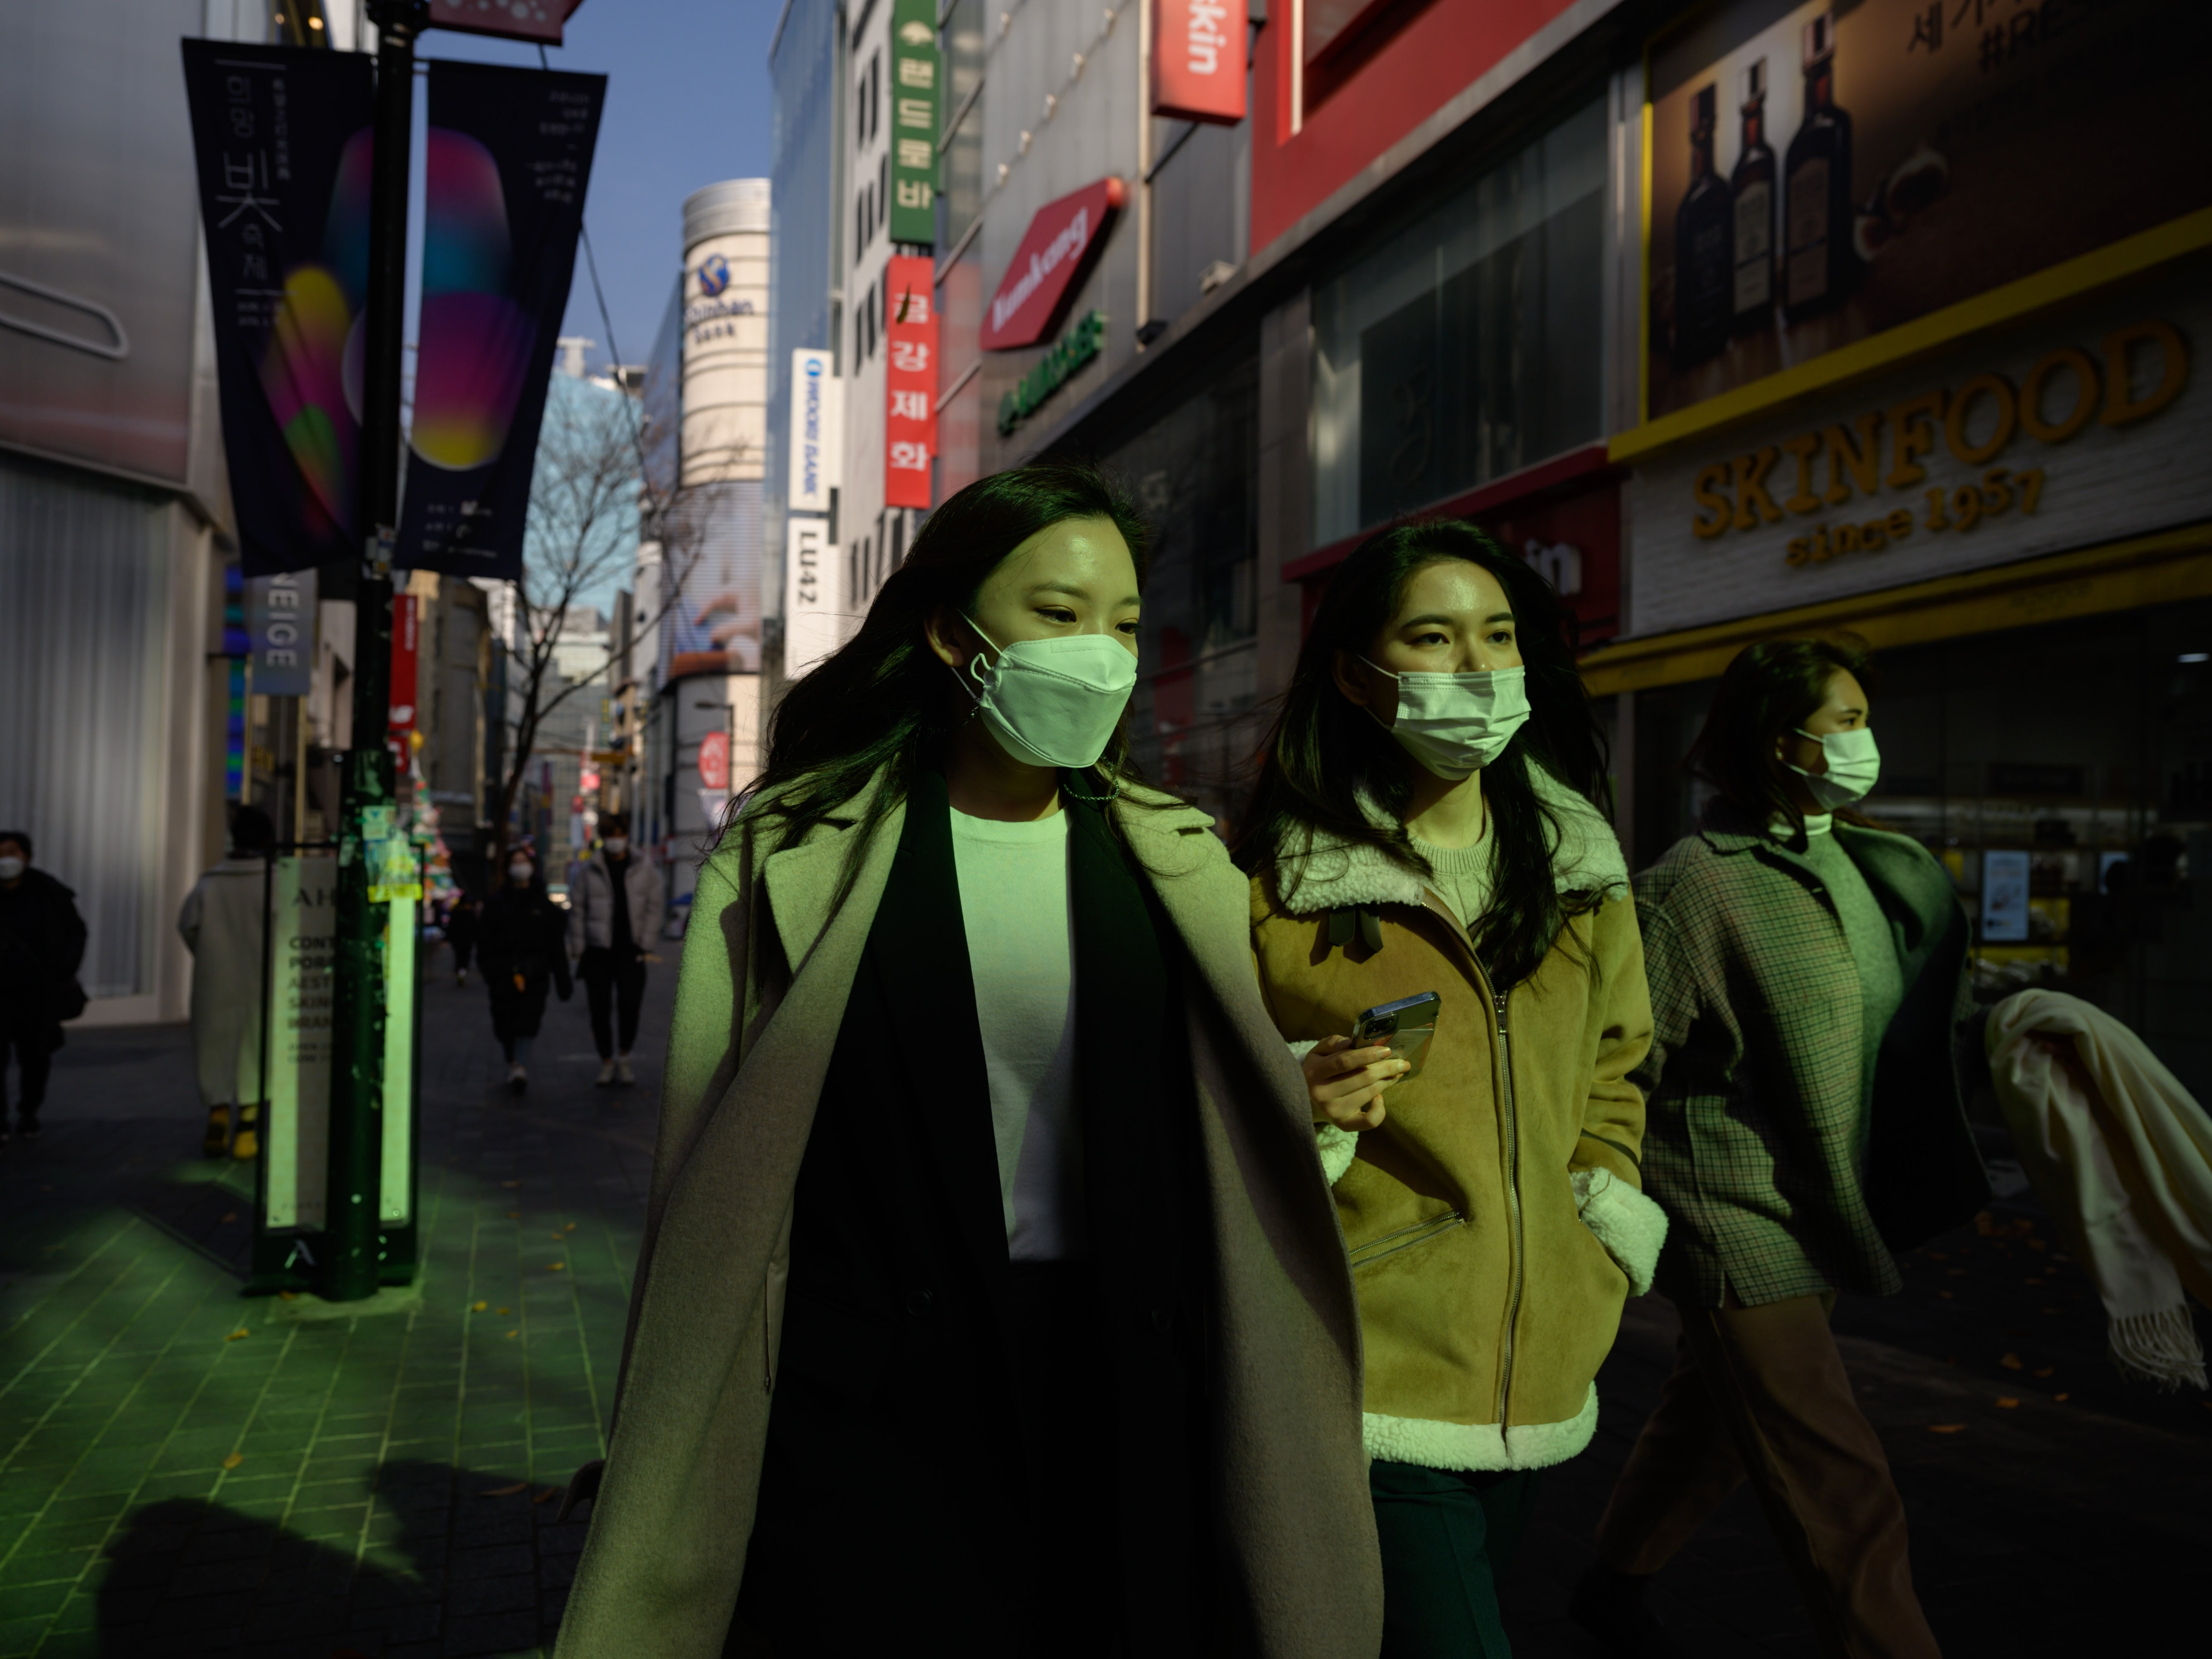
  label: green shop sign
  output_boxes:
[889,0,941,246]
[997,310,1105,435]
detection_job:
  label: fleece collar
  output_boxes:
[1271,766,1629,916]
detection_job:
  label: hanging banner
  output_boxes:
[181,40,374,576]
[787,348,842,513]
[397,60,607,578]
[885,256,938,509]
[388,593,419,740]
[246,571,318,697]
[784,514,842,679]
[1153,0,1245,125]
[889,0,942,246]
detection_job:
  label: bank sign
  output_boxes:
[786,348,841,514]
[1623,263,2210,639]
[981,177,1124,351]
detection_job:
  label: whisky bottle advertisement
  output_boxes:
[1637,0,2207,424]
[1673,82,1734,369]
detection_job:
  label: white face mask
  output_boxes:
[603,838,628,857]
[508,862,534,885]
[1788,725,1881,809]
[953,616,1138,771]
[1359,660,1531,781]
[0,856,23,881]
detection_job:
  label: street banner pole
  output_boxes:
[322,0,426,1302]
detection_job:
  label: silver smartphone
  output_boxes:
[1353,991,1443,1082]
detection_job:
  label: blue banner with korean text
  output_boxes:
[396,61,607,579]
[181,40,374,577]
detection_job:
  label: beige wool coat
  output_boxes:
[552,770,1383,1659]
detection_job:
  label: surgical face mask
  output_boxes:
[1359,660,1531,781]
[953,616,1138,770]
[1788,725,1881,809]
[0,855,23,881]
[603,837,629,857]
[508,862,534,885]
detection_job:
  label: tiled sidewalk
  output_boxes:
[0,957,664,1658]
[7,944,2212,1657]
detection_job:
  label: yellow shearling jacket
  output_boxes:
[1248,771,1664,1472]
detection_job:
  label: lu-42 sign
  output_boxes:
[889,0,941,246]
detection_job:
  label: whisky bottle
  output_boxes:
[1730,57,1776,332]
[1784,10,1855,320]
[1672,82,1733,369]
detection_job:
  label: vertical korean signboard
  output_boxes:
[180,42,374,575]
[387,595,419,771]
[889,0,941,246]
[885,256,939,508]
[1154,0,1245,124]
[784,515,842,679]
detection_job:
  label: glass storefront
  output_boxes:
[1105,352,1262,826]
[1310,92,1607,546]
[1632,601,2212,1099]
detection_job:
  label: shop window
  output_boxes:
[1631,602,2212,1101]
[1311,94,1606,547]
[1102,352,1260,826]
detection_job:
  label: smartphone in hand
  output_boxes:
[1354,991,1442,1082]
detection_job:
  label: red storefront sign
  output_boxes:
[884,256,938,510]
[697,730,730,792]
[980,178,1125,351]
[388,595,419,731]
[427,0,586,46]
[1154,0,1245,125]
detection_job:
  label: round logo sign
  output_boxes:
[697,254,731,297]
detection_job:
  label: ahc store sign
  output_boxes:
[1624,268,2211,639]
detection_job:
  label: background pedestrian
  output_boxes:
[0,829,88,1146]
[178,805,276,1158]
[566,810,660,1086]
[480,843,571,1094]
[1574,638,1986,1659]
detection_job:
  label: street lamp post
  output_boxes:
[320,0,429,1303]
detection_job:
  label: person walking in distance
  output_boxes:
[480,843,572,1095]
[1236,520,1663,1659]
[177,806,277,1158]
[1572,638,1986,1659]
[0,829,88,1148]
[551,463,1380,1659]
[568,811,661,1086]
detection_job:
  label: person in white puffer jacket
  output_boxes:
[567,811,663,1085]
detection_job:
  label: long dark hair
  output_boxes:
[1687,636,1880,835]
[738,459,1154,858]
[1232,518,1609,990]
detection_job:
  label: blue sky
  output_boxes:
[411,0,785,377]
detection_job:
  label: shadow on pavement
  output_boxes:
[93,1460,579,1658]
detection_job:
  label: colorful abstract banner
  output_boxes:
[181,40,374,576]
[398,61,606,578]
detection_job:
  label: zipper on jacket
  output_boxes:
[1347,1209,1465,1270]
[1493,987,1525,1427]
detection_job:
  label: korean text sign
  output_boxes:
[181,41,374,575]
[889,0,942,246]
[885,256,939,510]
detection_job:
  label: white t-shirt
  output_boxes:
[948,805,1086,1261]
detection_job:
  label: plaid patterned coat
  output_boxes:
[1631,807,1988,1306]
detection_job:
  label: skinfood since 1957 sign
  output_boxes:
[1623,266,2210,638]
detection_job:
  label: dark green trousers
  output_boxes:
[1371,1460,1542,1659]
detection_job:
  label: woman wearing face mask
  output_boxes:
[1572,638,1984,1659]
[478,844,573,1095]
[1235,520,1662,1659]
[568,811,662,1087]
[550,463,1380,1659]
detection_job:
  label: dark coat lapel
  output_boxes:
[864,771,1014,1318]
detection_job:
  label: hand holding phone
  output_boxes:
[1304,1035,1404,1132]
[1353,992,1443,1082]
